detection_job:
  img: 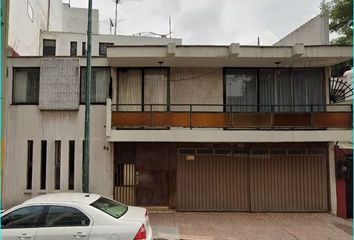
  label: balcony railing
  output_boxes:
[110,103,352,130]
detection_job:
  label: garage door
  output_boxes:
[177,149,328,212]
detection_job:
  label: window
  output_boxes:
[224,68,325,113]
[117,69,142,111]
[91,197,128,219]
[26,140,33,190]
[54,141,61,190]
[2,206,43,229]
[144,69,168,111]
[68,141,75,190]
[40,141,47,190]
[259,69,292,112]
[293,69,325,112]
[82,42,86,56]
[44,206,90,227]
[81,68,111,104]
[13,68,40,104]
[117,68,168,111]
[43,39,56,56]
[99,42,114,56]
[70,42,77,56]
[225,69,258,112]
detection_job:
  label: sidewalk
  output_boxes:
[150,212,352,240]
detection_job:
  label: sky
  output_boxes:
[65,0,323,45]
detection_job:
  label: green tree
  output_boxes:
[321,0,353,45]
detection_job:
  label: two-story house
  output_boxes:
[4,43,352,215]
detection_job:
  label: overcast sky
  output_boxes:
[65,0,323,45]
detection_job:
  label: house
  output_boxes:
[3,43,352,214]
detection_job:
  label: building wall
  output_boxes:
[274,14,329,46]
[9,0,50,55]
[3,58,113,208]
[8,0,100,56]
[41,31,182,56]
[62,5,99,34]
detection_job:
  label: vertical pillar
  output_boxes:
[328,142,337,215]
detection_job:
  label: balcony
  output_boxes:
[108,103,352,130]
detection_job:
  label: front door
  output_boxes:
[136,143,169,206]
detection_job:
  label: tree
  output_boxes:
[321,0,353,45]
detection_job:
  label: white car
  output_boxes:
[1,193,152,240]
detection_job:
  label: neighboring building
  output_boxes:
[3,44,352,215]
[8,0,180,56]
[8,0,99,56]
[274,14,330,46]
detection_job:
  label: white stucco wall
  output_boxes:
[9,0,50,55]
[41,31,183,56]
[274,14,329,46]
[8,0,100,56]
[62,4,99,34]
[3,58,113,208]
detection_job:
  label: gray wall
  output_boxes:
[274,14,329,46]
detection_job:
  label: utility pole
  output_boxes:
[83,0,93,193]
[1,0,9,206]
[114,0,119,35]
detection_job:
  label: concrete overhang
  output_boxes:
[107,44,352,68]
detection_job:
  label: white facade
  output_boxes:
[4,57,113,208]
[8,0,99,56]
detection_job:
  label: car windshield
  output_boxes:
[90,197,128,219]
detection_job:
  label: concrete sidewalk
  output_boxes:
[150,212,352,240]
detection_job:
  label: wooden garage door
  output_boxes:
[177,153,250,211]
[177,149,328,212]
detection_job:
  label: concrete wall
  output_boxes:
[41,31,182,56]
[274,14,329,46]
[49,0,64,31]
[62,4,99,34]
[3,58,113,208]
[8,0,50,55]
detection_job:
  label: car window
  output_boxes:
[2,206,43,229]
[45,206,90,227]
[90,197,128,219]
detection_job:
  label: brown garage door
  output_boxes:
[177,149,328,212]
[177,152,250,211]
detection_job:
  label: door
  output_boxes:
[177,151,250,211]
[35,206,91,240]
[136,143,169,206]
[250,152,328,212]
[2,206,44,240]
[176,147,328,212]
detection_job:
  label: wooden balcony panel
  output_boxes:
[112,112,151,127]
[233,113,272,127]
[191,113,231,128]
[153,112,190,127]
[274,113,311,127]
[313,112,352,128]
